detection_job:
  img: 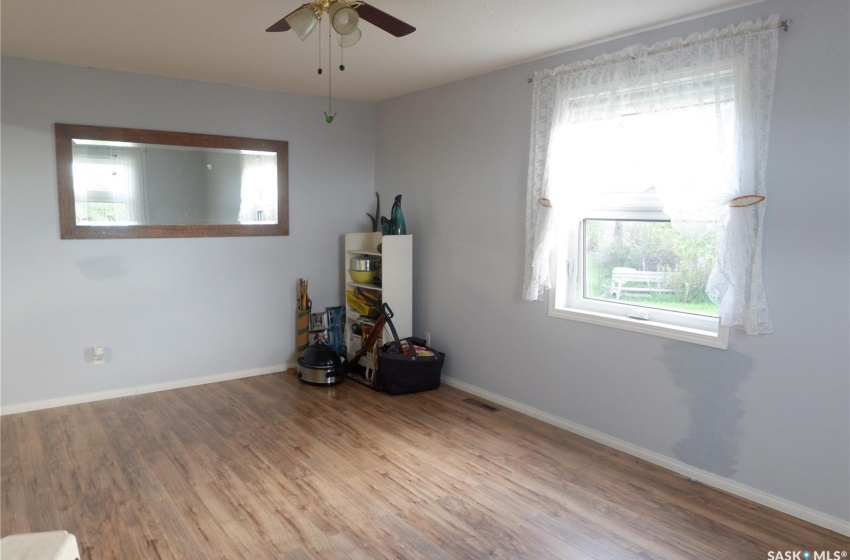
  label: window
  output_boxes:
[548,87,729,346]
[581,219,717,320]
[72,143,146,225]
[525,16,782,344]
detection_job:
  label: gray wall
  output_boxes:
[2,58,376,404]
[375,0,849,523]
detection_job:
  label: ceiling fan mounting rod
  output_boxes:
[309,0,364,19]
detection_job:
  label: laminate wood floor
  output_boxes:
[2,372,847,559]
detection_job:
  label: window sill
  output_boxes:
[548,305,729,349]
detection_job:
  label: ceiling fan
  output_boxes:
[266,1,416,43]
[266,1,415,122]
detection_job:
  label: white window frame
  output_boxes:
[549,193,729,349]
[72,153,134,225]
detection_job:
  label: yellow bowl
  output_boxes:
[350,270,376,283]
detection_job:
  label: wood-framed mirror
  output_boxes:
[55,124,289,239]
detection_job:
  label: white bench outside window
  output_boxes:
[610,267,689,300]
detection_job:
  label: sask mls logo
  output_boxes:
[767,552,847,560]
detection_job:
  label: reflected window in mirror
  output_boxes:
[72,142,146,225]
[56,124,289,239]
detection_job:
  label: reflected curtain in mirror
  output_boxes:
[239,152,277,224]
[72,143,148,225]
[55,124,289,239]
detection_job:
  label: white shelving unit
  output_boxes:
[344,232,412,365]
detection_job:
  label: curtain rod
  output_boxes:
[527,18,792,83]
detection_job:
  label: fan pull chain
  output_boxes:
[324,19,336,123]
[340,44,345,71]
[317,18,323,75]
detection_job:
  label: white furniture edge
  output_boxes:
[344,232,413,359]
[441,375,850,537]
[0,363,293,416]
[0,530,80,560]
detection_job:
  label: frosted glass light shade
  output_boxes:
[332,7,359,35]
[285,6,319,41]
[337,27,361,47]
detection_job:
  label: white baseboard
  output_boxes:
[0,363,294,416]
[441,375,850,537]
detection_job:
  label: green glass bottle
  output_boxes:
[390,195,406,235]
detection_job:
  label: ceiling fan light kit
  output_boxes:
[337,27,362,48]
[268,0,415,123]
[284,6,320,41]
[331,6,360,36]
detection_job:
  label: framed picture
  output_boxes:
[310,311,327,332]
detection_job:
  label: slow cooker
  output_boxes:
[297,341,343,385]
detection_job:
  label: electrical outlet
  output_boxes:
[93,346,105,365]
[424,331,431,347]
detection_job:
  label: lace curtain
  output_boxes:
[72,144,148,224]
[239,153,277,223]
[114,149,147,224]
[523,15,780,335]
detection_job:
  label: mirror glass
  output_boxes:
[55,124,288,239]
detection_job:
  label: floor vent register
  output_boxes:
[462,398,499,412]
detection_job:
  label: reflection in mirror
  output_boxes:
[56,124,288,239]
[72,142,277,226]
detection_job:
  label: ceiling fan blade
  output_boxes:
[266,16,292,32]
[266,4,310,32]
[356,3,416,37]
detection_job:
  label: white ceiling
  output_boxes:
[2,0,762,102]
